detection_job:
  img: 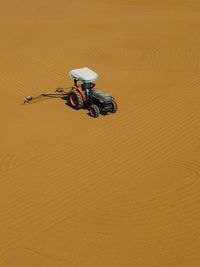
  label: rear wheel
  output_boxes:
[88,105,100,118]
[110,100,117,113]
[68,90,84,109]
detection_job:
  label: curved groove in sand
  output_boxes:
[28,46,200,74]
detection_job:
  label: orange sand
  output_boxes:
[1,1,200,266]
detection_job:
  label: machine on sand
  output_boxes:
[24,67,118,118]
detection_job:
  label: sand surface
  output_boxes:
[1,0,200,266]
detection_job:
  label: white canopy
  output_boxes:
[69,67,99,82]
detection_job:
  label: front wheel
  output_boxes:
[88,104,100,118]
[110,100,118,113]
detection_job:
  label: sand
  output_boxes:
[1,0,200,266]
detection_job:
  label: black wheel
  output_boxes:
[88,104,100,118]
[68,90,84,109]
[110,100,117,113]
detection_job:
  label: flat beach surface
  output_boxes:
[1,1,200,266]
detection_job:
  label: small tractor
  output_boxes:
[24,67,117,118]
